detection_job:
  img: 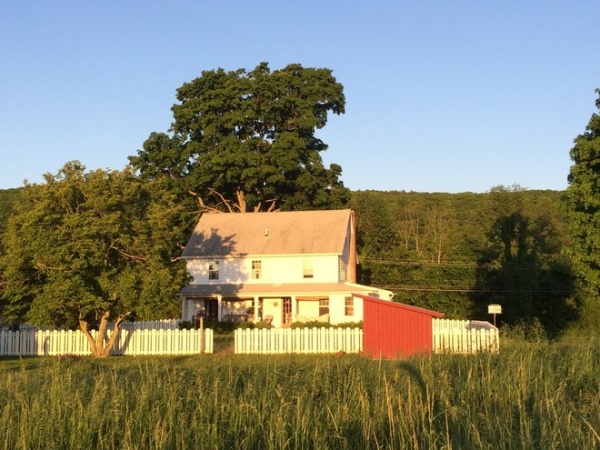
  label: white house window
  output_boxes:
[303,259,314,278]
[252,260,262,279]
[319,298,329,316]
[344,296,354,316]
[208,260,219,280]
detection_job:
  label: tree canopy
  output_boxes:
[0,162,188,356]
[566,89,600,330]
[129,62,350,213]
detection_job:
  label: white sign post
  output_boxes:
[488,304,502,327]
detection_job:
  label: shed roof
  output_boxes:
[182,209,353,257]
[354,293,445,318]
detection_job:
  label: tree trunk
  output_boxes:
[236,189,247,212]
[79,310,127,357]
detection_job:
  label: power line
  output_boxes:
[362,257,561,269]
[379,285,573,294]
[363,257,480,267]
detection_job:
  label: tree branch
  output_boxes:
[266,199,279,212]
[213,188,238,213]
[188,189,231,213]
[79,313,99,356]
[103,311,130,356]
[108,243,149,263]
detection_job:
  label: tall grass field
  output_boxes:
[0,339,598,449]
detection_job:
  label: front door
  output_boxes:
[262,298,282,327]
[205,299,218,322]
[282,297,292,327]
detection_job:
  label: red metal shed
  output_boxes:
[355,293,444,358]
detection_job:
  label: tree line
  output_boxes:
[351,187,575,336]
[0,184,576,337]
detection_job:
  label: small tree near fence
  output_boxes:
[0,163,188,357]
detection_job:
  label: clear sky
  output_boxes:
[1,1,598,193]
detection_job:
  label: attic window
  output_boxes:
[208,260,219,280]
[303,259,313,278]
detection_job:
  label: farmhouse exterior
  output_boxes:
[179,209,393,327]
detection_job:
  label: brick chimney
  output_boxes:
[348,210,357,283]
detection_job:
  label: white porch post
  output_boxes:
[181,297,187,321]
[217,295,223,321]
[253,296,259,323]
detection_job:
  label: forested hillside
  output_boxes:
[0,187,575,335]
[351,187,575,336]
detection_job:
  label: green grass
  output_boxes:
[0,339,598,450]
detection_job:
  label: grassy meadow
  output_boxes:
[0,339,598,450]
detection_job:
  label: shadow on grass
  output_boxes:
[0,356,49,372]
[213,334,235,354]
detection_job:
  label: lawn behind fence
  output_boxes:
[0,338,598,450]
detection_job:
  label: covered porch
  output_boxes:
[179,282,393,328]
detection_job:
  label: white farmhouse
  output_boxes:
[179,209,393,327]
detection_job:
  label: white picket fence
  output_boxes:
[3,319,182,333]
[0,328,213,356]
[432,319,499,354]
[234,322,498,355]
[119,319,180,331]
[234,327,363,354]
[0,319,498,357]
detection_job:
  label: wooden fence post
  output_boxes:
[199,317,204,354]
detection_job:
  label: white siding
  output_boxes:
[297,299,321,317]
[181,298,208,321]
[328,294,363,325]
[294,295,363,325]
[186,254,341,285]
[338,257,348,281]
[186,258,248,284]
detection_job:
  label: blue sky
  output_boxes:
[1,1,598,193]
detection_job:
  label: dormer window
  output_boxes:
[208,260,219,280]
[303,259,314,278]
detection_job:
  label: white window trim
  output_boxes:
[303,259,314,279]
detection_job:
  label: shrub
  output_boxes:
[178,321,195,330]
[501,318,548,342]
[235,320,272,330]
[290,320,362,329]
[205,321,237,334]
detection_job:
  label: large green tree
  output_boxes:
[0,162,188,356]
[129,62,350,213]
[566,89,600,330]
[351,191,398,259]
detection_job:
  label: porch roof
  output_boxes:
[179,282,392,299]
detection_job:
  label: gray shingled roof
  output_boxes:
[182,209,352,257]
